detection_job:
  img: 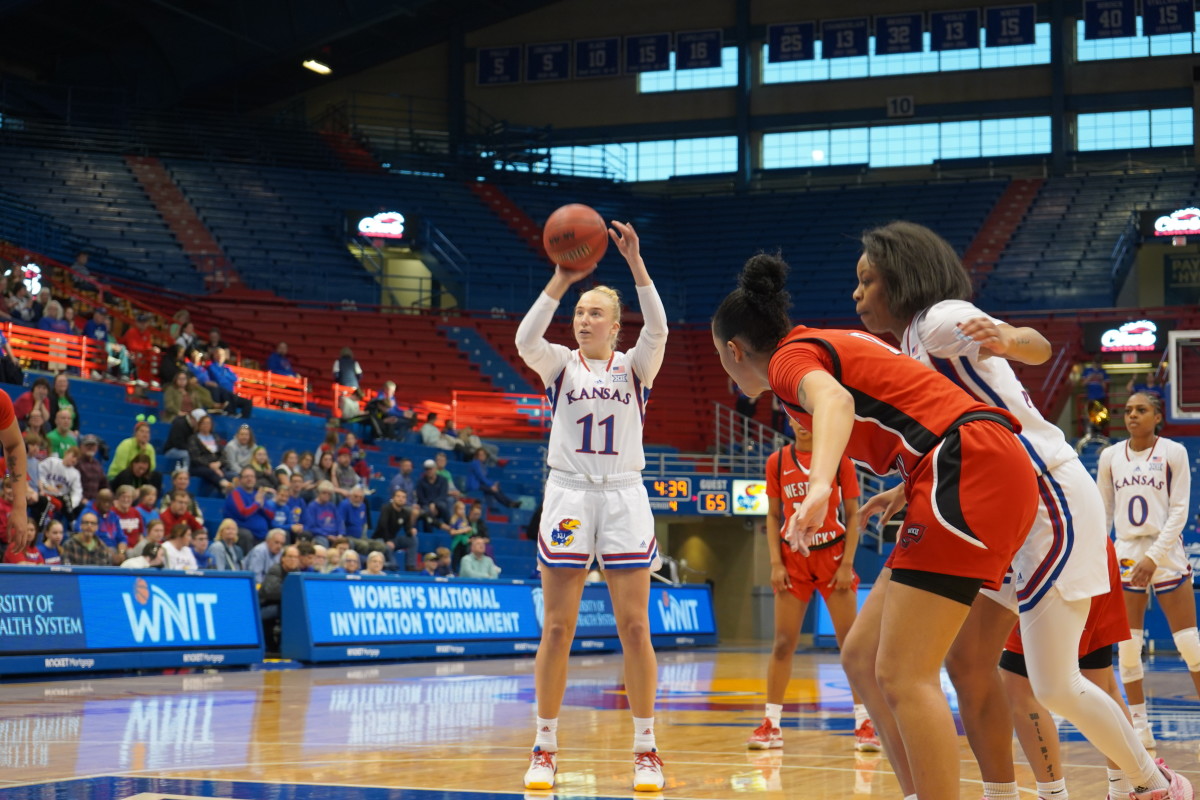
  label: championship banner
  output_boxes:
[0,566,263,674]
[282,573,717,662]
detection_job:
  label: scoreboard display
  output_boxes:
[643,477,750,516]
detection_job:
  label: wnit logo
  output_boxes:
[121,578,219,643]
[656,591,699,633]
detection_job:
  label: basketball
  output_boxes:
[542,204,608,271]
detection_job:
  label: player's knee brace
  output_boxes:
[1118,629,1145,684]
[1172,627,1200,672]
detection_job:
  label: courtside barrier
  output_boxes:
[282,573,717,662]
[0,565,263,674]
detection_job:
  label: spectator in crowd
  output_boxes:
[420,551,440,577]
[267,481,306,540]
[364,550,385,576]
[300,480,339,545]
[13,378,51,424]
[135,485,160,527]
[245,528,286,585]
[458,425,498,464]
[371,381,414,440]
[163,370,217,423]
[331,548,361,575]
[6,283,34,323]
[175,321,198,352]
[312,543,329,572]
[111,484,145,549]
[85,308,132,381]
[259,543,300,653]
[120,540,164,570]
[448,500,473,572]
[76,434,108,501]
[333,346,362,390]
[416,458,453,532]
[467,502,488,538]
[163,406,203,473]
[162,523,197,571]
[61,511,112,566]
[224,467,274,554]
[21,404,51,437]
[435,546,453,577]
[191,528,212,569]
[331,447,361,498]
[297,451,319,500]
[208,519,244,570]
[1126,371,1166,401]
[37,300,70,336]
[38,518,64,565]
[1081,356,1110,406]
[466,447,519,508]
[388,457,417,498]
[4,518,44,564]
[189,346,243,417]
[267,342,297,377]
[0,477,15,552]
[224,424,256,477]
[161,470,204,523]
[434,451,461,500]
[342,433,371,482]
[111,453,161,493]
[160,489,205,540]
[420,412,463,454]
[46,408,79,458]
[374,488,419,571]
[169,309,189,341]
[275,449,300,483]
[29,289,50,324]
[337,485,371,539]
[458,535,500,579]
[206,328,228,353]
[120,313,159,384]
[187,413,232,492]
[108,421,156,480]
[328,536,350,567]
[159,344,187,386]
[81,488,123,557]
[250,446,279,490]
[48,373,80,433]
[209,348,252,418]
[38,446,83,525]
[127,518,164,559]
[295,540,321,572]
[313,450,336,486]
[318,428,340,457]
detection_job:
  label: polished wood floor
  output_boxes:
[1,647,1198,799]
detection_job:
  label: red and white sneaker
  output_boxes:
[633,749,665,792]
[854,719,881,752]
[524,747,557,790]
[1129,759,1194,800]
[747,718,783,749]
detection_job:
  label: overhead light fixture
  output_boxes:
[303,59,332,75]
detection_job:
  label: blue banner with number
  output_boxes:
[766,22,816,62]
[1144,0,1196,35]
[575,37,619,78]
[875,14,924,55]
[931,9,981,50]
[822,18,870,58]
[675,30,722,69]
[525,42,569,82]
[624,33,670,73]
[985,5,1036,46]
[477,46,521,85]
[1083,0,1137,39]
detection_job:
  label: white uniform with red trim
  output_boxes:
[515,284,667,569]
[1097,436,1193,592]
[902,300,1108,612]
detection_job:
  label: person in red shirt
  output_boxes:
[746,417,877,754]
[712,253,1039,800]
[4,518,41,564]
[120,313,159,382]
[0,389,29,553]
[160,489,204,536]
[111,484,146,549]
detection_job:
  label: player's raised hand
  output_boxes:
[608,220,641,266]
[859,484,906,533]
[783,483,831,556]
[553,263,597,285]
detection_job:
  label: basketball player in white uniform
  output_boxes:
[515,220,668,793]
[847,221,1186,800]
[1098,392,1200,749]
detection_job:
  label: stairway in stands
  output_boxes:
[125,155,240,289]
[961,177,1043,289]
[317,131,381,173]
[469,181,548,261]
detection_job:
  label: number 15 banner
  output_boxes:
[985,5,1036,47]
[1144,0,1195,36]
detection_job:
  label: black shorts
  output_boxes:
[890,567,983,606]
[999,643,1113,678]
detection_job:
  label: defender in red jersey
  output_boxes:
[747,419,879,753]
[713,254,1038,800]
[0,388,28,556]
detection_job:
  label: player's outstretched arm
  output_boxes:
[958,318,1051,365]
[783,371,854,555]
[609,221,650,287]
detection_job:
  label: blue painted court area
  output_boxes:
[2,777,612,800]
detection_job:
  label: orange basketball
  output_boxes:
[542,204,608,271]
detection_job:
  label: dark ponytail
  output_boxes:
[713,253,793,354]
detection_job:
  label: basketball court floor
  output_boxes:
[2,647,1198,799]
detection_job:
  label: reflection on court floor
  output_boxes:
[1,648,1197,799]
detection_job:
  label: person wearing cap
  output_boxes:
[75,434,108,502]
[331,446,361,498]
[162,405,203,474]
[420,551,441,577]
[415,458,453,532]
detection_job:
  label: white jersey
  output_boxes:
[1097,437,1191,561]
[902,300,1078,475]
[516,284,667,476]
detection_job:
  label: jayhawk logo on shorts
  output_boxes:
[551,518,580,547]
[1119,558,1137,576]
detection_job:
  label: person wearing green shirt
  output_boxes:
[46,408,79,458]
[108,420,156,479]
[457,535,500,579]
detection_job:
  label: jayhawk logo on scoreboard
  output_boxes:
[551,518,580,547]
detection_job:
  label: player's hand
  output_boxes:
[1128,556,1156,588]
[552,263,597,285]
[829,562,855,591]
[6,505,28,551]
[784,484,832,556]
[859,485,906,533]
[608,220,641,266]
[957,317,1006,356]
[770,563,791,594]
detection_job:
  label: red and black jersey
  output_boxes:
[767,325,1020,478]
[766,445,859,549]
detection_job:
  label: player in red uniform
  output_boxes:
[746,418,878,752]
[0,388,28,558]
[713,254,1039,800]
